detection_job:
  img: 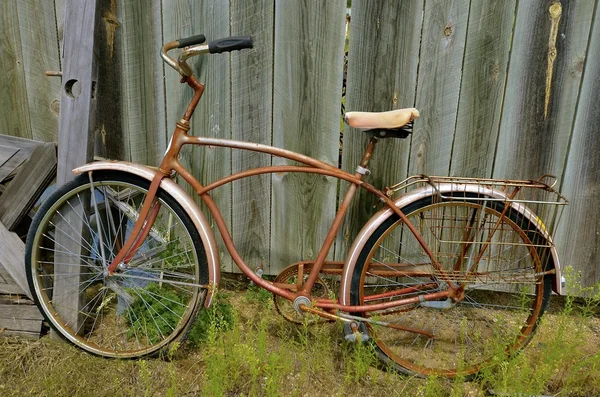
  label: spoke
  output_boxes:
[116,272,202,290]
[129,247,194,269]
[49,214,101,262]
[103,185,118,259]
[41,234,100,270]
[127,288,169,340]
[89,173,109,267]
[42,272,104,295]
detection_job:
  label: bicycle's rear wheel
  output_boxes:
[25,171,208,358]
[349,194,552,377]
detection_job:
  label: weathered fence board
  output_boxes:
[119,0,166,165]
[554,7,600,287]
[54,0,100,338]
[230,0,275,273]
[0,0,32,140]
[493,1,593,180]
[449,0,516,177]
[57,0,99,184]
[16,0,62,143]
[270,0,346,270]
[337,0,423,260]
[163,0,234,270]
[94,0,123,161]
[409,0,470,176]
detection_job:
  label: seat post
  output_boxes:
[354,137,378,180]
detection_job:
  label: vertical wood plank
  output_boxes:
[54,0,100,335]
[0,0,31,139]
[336,0,423,260]
[16,0,62,143]
[57,0,99,184]
[493,0,594,180]
[408,0,470,176]
[555,4,600,290]
[94,0,124,160]
[270,0,346,272]
[118,0,166,165]
[230,0,274,274]
[449,1,516,177]
[162,0,233,271]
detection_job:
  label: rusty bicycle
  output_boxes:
[25,34,568,378]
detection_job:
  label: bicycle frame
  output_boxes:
[74,74,562,321]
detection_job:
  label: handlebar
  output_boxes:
[161,34,253,77]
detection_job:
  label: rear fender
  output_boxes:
[339,184,564,306]
[73,161,220,307]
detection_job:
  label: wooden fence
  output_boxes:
[1,0,599,292]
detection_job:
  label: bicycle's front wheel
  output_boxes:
[349,194,552,377]
[25,171,208,358]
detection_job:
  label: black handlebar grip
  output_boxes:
[176,34,207,48]
[208,36,254,54]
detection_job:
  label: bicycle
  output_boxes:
[25,34,568,378]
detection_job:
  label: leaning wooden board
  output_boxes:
[0,221,31,299]
[0,295,43,339]
[0,135,43,183]
[0,142,56,230]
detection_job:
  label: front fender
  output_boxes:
[73,161,220,307]
[340,184,563,305]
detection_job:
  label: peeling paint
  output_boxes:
[103,0,119,60]
[545,2,562,119]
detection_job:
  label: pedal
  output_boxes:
[343,321,370,343]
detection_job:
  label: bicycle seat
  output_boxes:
[345,108,419,130]
[345,108,419,139]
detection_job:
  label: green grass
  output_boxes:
[1,272,599,396]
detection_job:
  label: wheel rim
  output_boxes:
[357,199,547,377]
[29,177,202,357]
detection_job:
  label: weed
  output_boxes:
[418,376,445,397]
[245,284,273,308]
[2,274,600,396]
[187,290,235,346]
[165,360,178,397]
[476,267,600,396]
[342,340,377,385]
[138,359,152,397]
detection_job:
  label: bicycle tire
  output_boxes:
[25,170,208,358]
[349,193,553,378]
